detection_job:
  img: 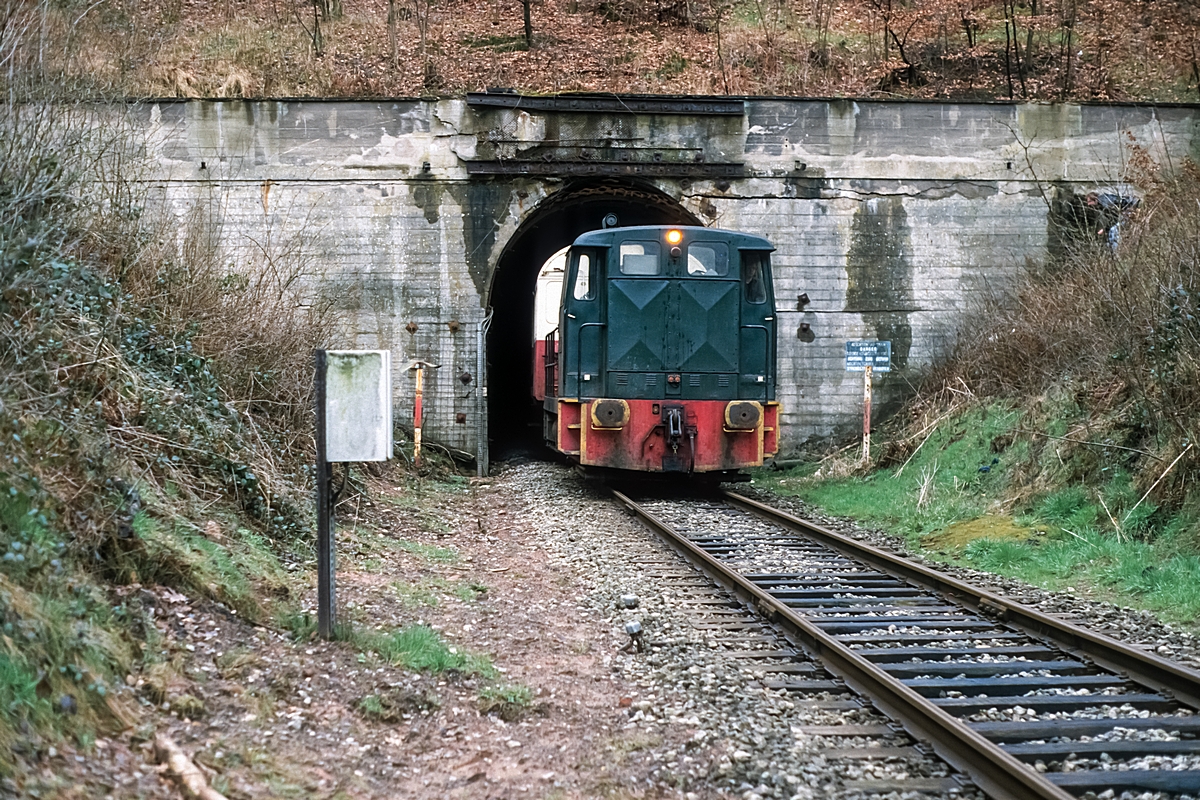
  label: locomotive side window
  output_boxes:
[742,251,769,304]
[687,243,729,276]
[619,241,661,275]
[572,251,593,300]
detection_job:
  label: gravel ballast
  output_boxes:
[519,463,985,800]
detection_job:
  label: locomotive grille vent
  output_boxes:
[689,375,701,387]
[616,373,629,386]
[645,375,657,387]
[718,375,730,387]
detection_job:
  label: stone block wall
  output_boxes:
[133,98,1200,463]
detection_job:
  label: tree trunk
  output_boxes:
[1008,0,1027,96]
[388,0,398,67]
[1060,0,1077,99]
[1026,0,1037,65]
[1003,0,1014,99]
[716,9,730,94]
[523,0,533,47]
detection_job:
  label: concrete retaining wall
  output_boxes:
[133,98,1200,463]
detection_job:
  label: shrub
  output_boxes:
[924,161,1200,515]
[0,20,329,765]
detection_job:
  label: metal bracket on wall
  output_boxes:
[466,92,745,116]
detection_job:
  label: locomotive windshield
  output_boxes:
[619,241,661,275]
[687,243,729,276]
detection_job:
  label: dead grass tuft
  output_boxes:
[218,69,253,98]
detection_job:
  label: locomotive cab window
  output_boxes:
[571,250,594,300]
[619,241,661,275]
[687,243,729,276]
[742,251,769,304]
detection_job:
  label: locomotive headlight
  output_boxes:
[591,399,630,430]
[725,401,763,431]
[665,229,683,245]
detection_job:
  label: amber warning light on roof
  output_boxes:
[665,229,683,245]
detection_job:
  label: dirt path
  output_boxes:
[28,465,699,800]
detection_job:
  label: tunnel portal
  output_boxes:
[485,180,701,460]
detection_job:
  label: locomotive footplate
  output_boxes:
[575,398,771,473]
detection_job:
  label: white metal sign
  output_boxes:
[324,350,393,462]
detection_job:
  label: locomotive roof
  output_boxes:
[571,225,775,251]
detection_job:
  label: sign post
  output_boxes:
[414,364,425,467]
[845,341,891,465]
[315,350,393,639]
[314,351,333,639]
[863,364,872,463]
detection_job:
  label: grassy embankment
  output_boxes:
[757,164,1200,628]
[0,66,498,777]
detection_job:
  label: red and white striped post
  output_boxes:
[413,363,425,467]
[406,359,439,467]
[862,364,872,464]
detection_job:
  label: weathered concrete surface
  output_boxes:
[132,97,1200,462]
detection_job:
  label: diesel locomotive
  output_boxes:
[533,225,779,476]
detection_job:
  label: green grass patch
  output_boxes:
[392,580,439,608]
[122,513,285,620]
[452,581,488,602]
[276,608,318,641]
[391,577,485,608]
[960,530,1200,625]
[477,683,533,721]
[349,624,493,675]
[395,540,458,563]
[356,687,439,722]
[756,404,1024,543]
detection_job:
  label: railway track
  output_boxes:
[611,488,1200,800]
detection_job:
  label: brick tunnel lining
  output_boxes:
[485,180,701,459]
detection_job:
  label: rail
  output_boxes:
[722,490,1200,710]
[611,488,1073,800]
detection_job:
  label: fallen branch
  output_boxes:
[896,420,941,478]
[154,734,228,800]
[1123,443,1193,525]
[1011,428,1161,461]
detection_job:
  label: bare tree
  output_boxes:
[388,0,399,67]
[294,0,324,56]
[1059,0,1079,99]
[410,0,433,88]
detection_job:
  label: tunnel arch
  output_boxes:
[485,179,702,462]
